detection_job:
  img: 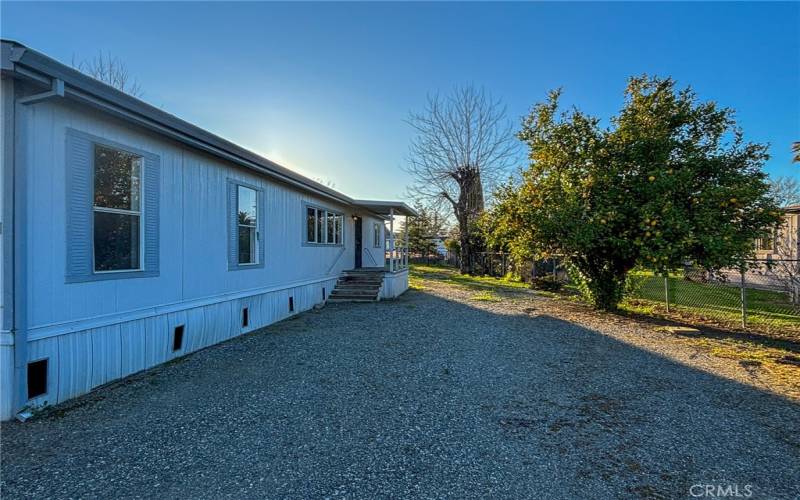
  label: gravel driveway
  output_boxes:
[2,283,799,499]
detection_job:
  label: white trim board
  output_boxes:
[26,274,339,341]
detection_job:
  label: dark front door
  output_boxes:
[354,216,363,268]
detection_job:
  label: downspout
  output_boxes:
[11,82,27,418]
[10,77,62,419]
[0,75,18,420]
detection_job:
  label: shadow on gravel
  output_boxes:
[1,289,799,499]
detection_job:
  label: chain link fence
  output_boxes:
[427,252,799,337]
[625,260,799,337]
[409,251,460,267]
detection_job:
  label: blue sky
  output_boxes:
[2,2,798,200]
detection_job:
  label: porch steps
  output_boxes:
[328,269,385,302]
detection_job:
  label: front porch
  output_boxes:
[333,200,417,302]
[353,200,417,274]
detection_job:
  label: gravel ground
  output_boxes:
[2,281,799,499]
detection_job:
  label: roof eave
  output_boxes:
[352,200,419,217]
[2,39,356,207]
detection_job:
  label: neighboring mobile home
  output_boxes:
[755,204,800,261]
[0,41,416,421]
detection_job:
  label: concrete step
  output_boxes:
[335,289,381,293]
[328,297,378,303]
[330,291,379,297]
[331,269,384,302]
[336,283,381,290]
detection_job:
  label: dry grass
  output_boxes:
[410,264,800,401]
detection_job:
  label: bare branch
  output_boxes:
[403,84,519,273]
[72,51,144,98]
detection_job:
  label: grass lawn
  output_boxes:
[410,264,530,294]
[411,264,799,340]
[623,272,800,336]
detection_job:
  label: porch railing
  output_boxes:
[384,208,409,272]
[385,246,409,272]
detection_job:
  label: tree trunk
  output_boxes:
[455,166,485,275]
[458,214,472,274]
[578,261,631,311]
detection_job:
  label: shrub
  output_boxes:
[530,275,563,292]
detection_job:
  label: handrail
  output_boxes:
[326,246,348,275]
[364,248,378,267]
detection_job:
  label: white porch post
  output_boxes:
[389,208,395,272]
[404,215,409,269]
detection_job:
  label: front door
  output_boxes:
[354,216,363,268]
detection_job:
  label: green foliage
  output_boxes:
[529,275,563,292]
[485,75,783,310]
[403,204,445,256]
[444,237,460,255]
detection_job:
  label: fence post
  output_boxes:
[664,275,670,313]
[552,258,557,280]
[740,268,747,329]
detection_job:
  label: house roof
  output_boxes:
[783,204,800,214]
[1,39,409,215]
[351,200,419,217]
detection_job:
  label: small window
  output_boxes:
[27,359,48,399]
[172,325,184,352]
[373,222,381,248]
[306,207,316,243]
[93,144,143,272]
[334,215,343,245]
[305,205,343,245]
[316,210,324,243]
[755,233,775,251]
[237,185,258,265]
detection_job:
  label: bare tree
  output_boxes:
[793,141,800,163]
[313,177,337,189]
[769,176,800,207]
[72,51,143,98]
[764,223,800,304]
[404,86,518,274]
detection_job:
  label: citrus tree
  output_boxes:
[489,76,782,311]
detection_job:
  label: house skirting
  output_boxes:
[1,277,339,421]
[380,269,409,300]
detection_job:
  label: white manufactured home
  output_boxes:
[0,40,416,421]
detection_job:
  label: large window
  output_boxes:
[237,185,258,264]
[65,129,159,283]
[305,205,343,245]
[93,144,143,272]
